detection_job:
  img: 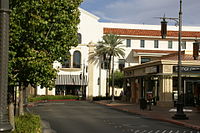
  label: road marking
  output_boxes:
[175,131,179,133]
[155,130,160,133]
[168,130,173,133]
[148,130,153,133]
[114,126,118,128]
[162,130,167,133]
[140,130,147,133]
[134,130,140,133]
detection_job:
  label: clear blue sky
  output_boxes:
[80,0,200,26]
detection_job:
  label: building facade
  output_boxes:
[124,51,200,107]
[37,8,200,103]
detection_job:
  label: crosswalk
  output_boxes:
[103,119,199,133]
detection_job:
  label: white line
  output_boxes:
[168,130,173,133]
[155,130,160,133]
[162,130,167,133]
[134,130,140,133]
[140,130,147,133]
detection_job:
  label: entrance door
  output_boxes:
[184,80,200,106]
[185,81,194,106]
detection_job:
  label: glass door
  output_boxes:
[185,81,194,106]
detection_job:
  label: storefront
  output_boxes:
[55,75,87,98]
[124,51,200,107]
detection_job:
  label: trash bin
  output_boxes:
[140,98,147,110]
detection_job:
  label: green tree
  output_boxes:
[89,34,125,100]
[109,70,124,88]
[9,0,82,115]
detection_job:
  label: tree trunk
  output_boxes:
[8,86,15,130]
[34,86,37,96]
[8,102,15,131]
[19,84,24,115]
[45,87,48,95]
[14,86,19,116]
[107,56,112,97]
[111,55,115,102]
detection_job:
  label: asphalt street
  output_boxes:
[29,101,199,133]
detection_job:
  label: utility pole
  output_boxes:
[159,0,188,119]
[0,0,13,132]
[172,0,188,120]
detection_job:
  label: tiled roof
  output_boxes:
[161,51,200,61]
[104,28,200,38]
[133,49,177,54]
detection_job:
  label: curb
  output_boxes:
[94,101,200,131]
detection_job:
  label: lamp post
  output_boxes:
[172,0,188,120]
[0,0,13,132]
[160,0,188,119]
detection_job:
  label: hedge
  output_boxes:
[13,113,41,133]
[28,95,79,102]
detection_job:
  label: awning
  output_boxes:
[55,75,88,86]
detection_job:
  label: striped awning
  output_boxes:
[55,75,88,85]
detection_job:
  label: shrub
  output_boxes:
[28,95,79,102]
[93,96,120,101]
[13,113,41,133]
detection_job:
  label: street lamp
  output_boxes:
[172,0,188,120]
[0,0,13,132]
[160,0,188,119]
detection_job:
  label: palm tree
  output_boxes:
[89,34,125,101]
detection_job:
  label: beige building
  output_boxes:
[124,50,200,107]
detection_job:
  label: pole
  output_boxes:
[98,57,102,96]
[172,0,188,120]
[111,55,115,102]
[0,0,13,132]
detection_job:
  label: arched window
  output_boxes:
[73,51,81,68]
[78,33,82,44]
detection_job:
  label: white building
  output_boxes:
[37,8,200,100]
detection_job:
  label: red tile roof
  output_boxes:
[104,28,200,38]
[161,51,200,61]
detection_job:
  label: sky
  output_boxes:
[80,0,200,26]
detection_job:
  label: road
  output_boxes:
[29,101,199,133]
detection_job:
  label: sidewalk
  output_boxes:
[95,100,200,131]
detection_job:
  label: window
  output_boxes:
[118,59,125,71]
[62,59,71,68]
[182,41,186,49]
[62,53,71,68]
[126,39,131,47]
[140,40,145,48]
[168,41,173,49]
[77,33,82,44]
[141,58,150,64]
[73,51,81,68]
[154,40,159,48]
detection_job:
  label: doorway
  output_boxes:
[184,80,200,106]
